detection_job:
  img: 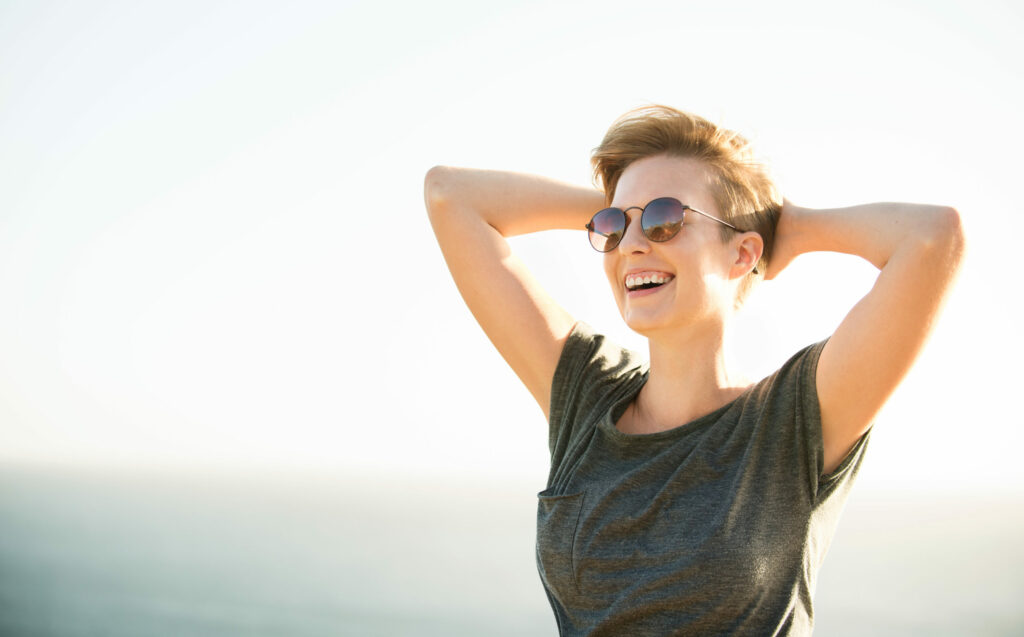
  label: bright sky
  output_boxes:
[1,0,1020,493]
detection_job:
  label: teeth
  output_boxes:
[625,273,674,290]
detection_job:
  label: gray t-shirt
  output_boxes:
[537,321,870,636]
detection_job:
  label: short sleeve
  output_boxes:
[790,337,872,501]
[547,322,644,470]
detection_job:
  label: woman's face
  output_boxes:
[602,154,741,337]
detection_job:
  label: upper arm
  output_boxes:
[424,167,576,419]
[816,207,966,474]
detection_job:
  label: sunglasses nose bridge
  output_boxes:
[616,206,651,253]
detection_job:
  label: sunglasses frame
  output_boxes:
[585,197,744,253]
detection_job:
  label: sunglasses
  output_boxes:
[586,197,746,253]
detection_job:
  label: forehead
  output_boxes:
[612,155,717,212]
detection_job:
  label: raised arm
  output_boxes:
[423,167,605,418]
[766,200,967,475]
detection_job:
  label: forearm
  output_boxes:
[424,166,604,237]
[782,201,964,270]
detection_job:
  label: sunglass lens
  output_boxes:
[642,198,685,242]
[588,208,625,252]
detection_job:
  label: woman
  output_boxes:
[423,106,965,636]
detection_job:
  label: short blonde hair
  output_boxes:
[591,106,781,302]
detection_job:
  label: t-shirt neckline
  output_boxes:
[598,370,757,444]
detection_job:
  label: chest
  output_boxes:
[537,433,811,609]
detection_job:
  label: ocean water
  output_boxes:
[1,466,1021,637]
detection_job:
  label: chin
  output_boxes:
[619,295,717,338]
[621,308,676,336]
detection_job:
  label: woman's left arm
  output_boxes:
[766,200,967,475]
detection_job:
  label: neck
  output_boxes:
[627,321,751,434]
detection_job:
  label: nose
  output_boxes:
[617,211,650,255]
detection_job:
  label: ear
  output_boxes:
[730,231,763,279]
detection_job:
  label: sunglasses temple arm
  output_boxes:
[688,206,741,232]
[684,206,757,272]
[586,222,616,239]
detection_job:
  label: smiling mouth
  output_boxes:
[625,273,675,292]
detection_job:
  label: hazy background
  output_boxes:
[1,0,1022,635]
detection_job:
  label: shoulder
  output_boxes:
[554,322,646,389]
[747,337,830,408]
[556,322,644,379]
[550,322,645,419]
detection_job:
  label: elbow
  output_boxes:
[939,205,966,256]
[923,205,967,270]
[424,165,455,216]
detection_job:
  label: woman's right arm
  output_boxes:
[423,166,605,419]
